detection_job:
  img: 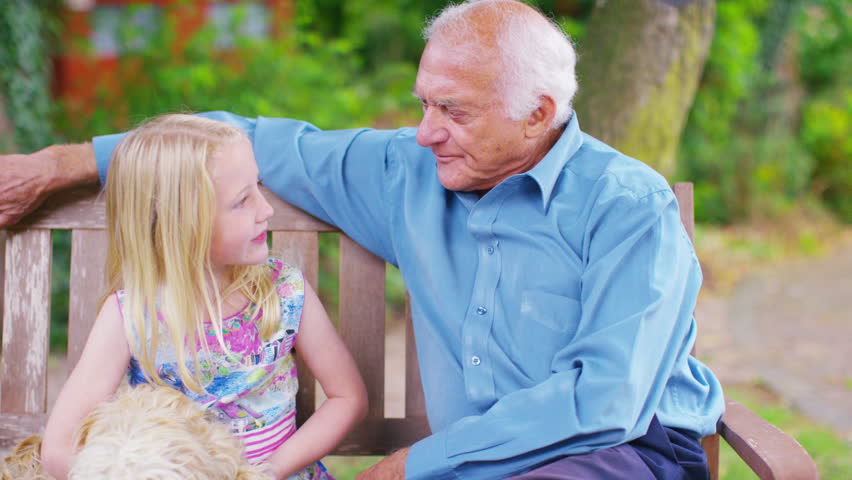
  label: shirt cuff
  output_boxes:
[406,430,457,480]
[92,133,126,185]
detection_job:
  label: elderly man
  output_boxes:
[0,1,723,478]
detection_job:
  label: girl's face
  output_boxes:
[208,138,274,276]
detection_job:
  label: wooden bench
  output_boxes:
[1,183,819,479]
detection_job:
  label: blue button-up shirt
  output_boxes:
[94,112,724,479]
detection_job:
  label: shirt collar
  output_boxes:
[524,112,583,212]
[454,113,583,211]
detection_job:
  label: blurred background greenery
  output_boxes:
[1,0,849,478]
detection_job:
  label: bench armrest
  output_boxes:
[719,398,819,480]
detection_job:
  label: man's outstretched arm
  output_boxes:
[0,143,98,228]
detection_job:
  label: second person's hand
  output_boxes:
[0,144,99,228]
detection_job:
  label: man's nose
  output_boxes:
[416,106,449,147]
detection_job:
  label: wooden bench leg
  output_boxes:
[702,434,720,480]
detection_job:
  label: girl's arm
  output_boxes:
[41,294,131,480]
[264,280,368,479]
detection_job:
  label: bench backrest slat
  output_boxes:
[2,229,52,414]
[67,229,108,372]
[404,299,427,418]
[339,236,387,422]
[270,231,320,429]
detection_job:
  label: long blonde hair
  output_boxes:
[104,114,280,393]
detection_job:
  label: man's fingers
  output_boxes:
[0,195,44,229]
[0,211,26,229]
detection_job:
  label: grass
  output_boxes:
[718,384,851,479]
[321,456,382,480]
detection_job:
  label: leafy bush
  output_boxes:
[801,93,852,222]
[0,0,59,152]
[58,4,421,140]
[797,0,851,222]
[679,0,849,224]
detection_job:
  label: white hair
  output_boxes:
[424,0,578,128]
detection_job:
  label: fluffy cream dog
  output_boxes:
[1,384,271,480]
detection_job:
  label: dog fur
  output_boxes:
[1,384,271,480]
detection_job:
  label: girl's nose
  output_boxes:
[258,193,274,222]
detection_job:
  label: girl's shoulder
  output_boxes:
[112,289,127,314]
[266,258,305,297]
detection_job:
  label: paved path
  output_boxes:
[698,243,852,440]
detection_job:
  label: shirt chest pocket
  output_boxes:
[513,290,581,378]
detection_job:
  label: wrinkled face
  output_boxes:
[208,138,273,274]
[414,40,537,192]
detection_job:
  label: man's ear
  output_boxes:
[525,95,557,138]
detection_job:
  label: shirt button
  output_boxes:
[476,306,487,315]
[486,246,494,255]
[471,356,481,366]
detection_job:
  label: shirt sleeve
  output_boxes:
[406,187,704,479]
[93,111,401,263]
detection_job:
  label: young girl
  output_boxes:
[41,114,368,480]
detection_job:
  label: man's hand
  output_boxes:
[356,447,408,480]
[0,144,98,228]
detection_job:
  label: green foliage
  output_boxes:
[679,0,849,223]
[678,0,774,222]
[800,93,851,221]
[797,1,851,222]
[0,0,59,152]
[59,2,422,141]
[797,0,851,91]
[51,232,71,350]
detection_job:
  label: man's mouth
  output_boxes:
[434,152,458,163]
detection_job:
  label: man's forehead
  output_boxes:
[413,80,485,109]
[414,45,500,104]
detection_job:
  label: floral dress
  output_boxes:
[119,259,333,480]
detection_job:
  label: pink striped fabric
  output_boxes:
[240,410,297,463]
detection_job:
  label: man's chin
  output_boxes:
[436,174,466,192]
